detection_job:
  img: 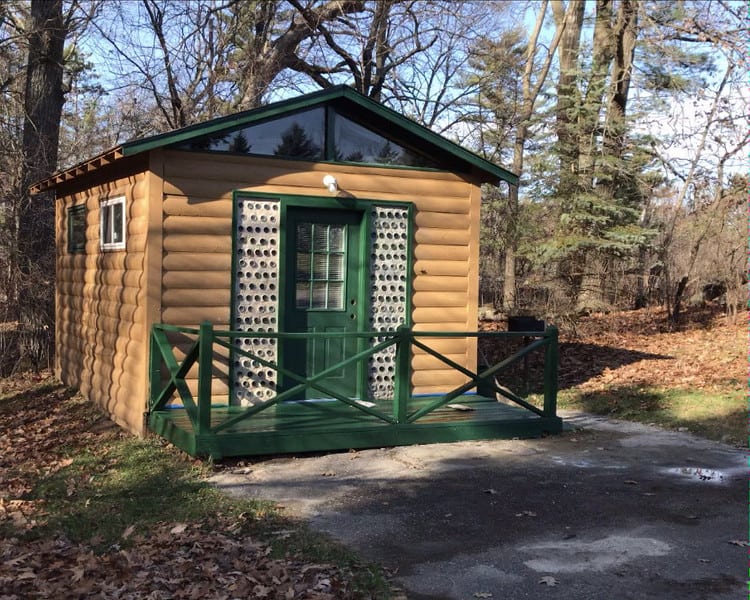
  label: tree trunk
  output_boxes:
[551,0,584,197]
[577,0,614,184]
[17,0,68,369]
[502,0,566,312]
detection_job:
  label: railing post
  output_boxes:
[197,321,214,435]
[148,327,160,413]
[393,326,411,423]
[543,325,559,417]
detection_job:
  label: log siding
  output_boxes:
[159,151,480,398]
[56,169,152,433]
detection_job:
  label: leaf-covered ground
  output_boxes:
[557,307,745,394]
[0,376,390,599]
[481,306,746,445]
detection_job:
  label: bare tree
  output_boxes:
[634,0,749,322]
[89,0,366,134]
[464,1,573,312]
[502,1,571,311]
[15,0,70,367]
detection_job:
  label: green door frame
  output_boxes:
[231,190,415,404]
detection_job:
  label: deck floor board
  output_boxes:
[149,395,562,458]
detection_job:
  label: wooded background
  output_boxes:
[0,0,746,373]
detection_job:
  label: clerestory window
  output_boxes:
[174,106,439,170]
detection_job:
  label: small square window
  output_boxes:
[100,196,126,251]
[67,205,86,253]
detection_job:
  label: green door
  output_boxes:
[282,207,364,400]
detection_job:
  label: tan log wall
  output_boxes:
[55,149,483,428]
[159,151,480,398]
[55,166,153,434]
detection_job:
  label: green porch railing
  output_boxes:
[148,323,559,436]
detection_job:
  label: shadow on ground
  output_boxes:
[480,339,671,394]
[213,421,746,600]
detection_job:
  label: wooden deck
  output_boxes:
[147,323,562,459]
[149,394,563,458]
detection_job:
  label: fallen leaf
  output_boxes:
[473,593,493,598]
[17,570,37,580]
[728,540,750,547]
[483,488,498,495]
[447,403,474,411]
[121,525,135,539]
[170,523,187,534]
[623,480,638,485]
[515,510,537,517]
[539,576,558,586]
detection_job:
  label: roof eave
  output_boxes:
[30,146,124,194]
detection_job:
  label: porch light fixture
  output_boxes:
[323,174,338,193]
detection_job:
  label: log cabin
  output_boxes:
[34,86,561,457]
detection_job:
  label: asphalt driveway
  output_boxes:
[211,412,746,599]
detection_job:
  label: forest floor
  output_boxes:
[559,305,745,446]
[480,304,746,447]
[0,306,745,598]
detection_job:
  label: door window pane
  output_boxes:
[313,224,329,251]
[327,282,344,309]
[296,282,310,308]
[311,282,328,309]
[329,226,344,251]
[296,252,311,279]
[295,221,347,310]
[328,253,344,279]
[313,253,328,279]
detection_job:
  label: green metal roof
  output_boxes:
[121,85,518,186]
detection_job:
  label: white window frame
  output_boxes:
[100,195,126,251]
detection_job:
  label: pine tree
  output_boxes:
[273,123,321,160]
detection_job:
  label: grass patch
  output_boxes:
[23,436,390,595]
[26,436,276,546]
[268,523,393,596]
[557,385,746,446]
